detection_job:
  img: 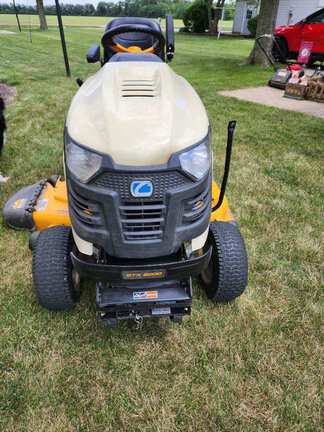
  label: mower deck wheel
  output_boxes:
[200,221,248,303]
[32,226,80,311]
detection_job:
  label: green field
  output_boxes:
[0,27,323,431]
[0,13,233,31]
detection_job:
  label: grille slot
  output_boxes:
[69,188,103,228]
[121,79,160,98]
[120,201,165,241]
[183,189,211,223]
[92,171,190,200]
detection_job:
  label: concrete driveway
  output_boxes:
[219,86,324,119]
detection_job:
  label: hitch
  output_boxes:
[213,120,236,212]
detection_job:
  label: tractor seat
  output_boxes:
[109,53,163,63]
[103,17,164,63]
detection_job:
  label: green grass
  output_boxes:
[0,14,182,30]
[0,13,233,31]
[0,28,323,432]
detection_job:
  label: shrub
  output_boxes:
[183,0,209,33]
[248,15,258,37]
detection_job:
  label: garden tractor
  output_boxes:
[3,16,248,327]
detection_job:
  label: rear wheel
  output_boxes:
[200,221,248,302]
[32,226,80,311]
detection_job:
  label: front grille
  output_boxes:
[120,201,165,241]
[92,171,190,201]
[68,167,211,258]
[86,169,208,244]
[69,187,103,228]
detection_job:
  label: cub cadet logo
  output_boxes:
[133,291,158,300]
[130,180,153,198]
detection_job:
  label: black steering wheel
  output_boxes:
[101,24,165,54]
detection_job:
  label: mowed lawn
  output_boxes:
[0,28,323,432]
[0,13,233,31]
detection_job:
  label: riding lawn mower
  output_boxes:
[3,16,248,327]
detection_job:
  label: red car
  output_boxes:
[274,8,324,64]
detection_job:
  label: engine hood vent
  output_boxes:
[121,79,160,98]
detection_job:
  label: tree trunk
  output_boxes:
[248,0,279,65]
[36,0,48,31]
[208,0,225,35]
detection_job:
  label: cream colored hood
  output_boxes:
[66,61,209,166]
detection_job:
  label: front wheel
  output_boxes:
[200,221,248,303]
[32,226,80,311]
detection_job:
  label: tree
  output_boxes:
[207,0,225,35]
[248,0,280,65]
[183,0,209,33]
[36,0,47,30]
[84,3,95,16]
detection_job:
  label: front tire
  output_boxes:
[200,221,248,303]
[32,226,80,311]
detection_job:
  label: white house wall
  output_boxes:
[233,0,324,34]
[276,0,322,26]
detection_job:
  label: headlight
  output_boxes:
[65,136,102,183]
[179,141,211,180]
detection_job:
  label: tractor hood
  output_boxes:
[66,61,209,166]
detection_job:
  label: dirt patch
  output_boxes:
[0,82,17,106]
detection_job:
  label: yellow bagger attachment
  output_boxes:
[3,177,234,231]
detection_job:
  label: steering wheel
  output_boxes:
[101,24,165,55]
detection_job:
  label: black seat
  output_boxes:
[108,53,163,63]
[103,17,164,63]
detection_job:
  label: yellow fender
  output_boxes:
[210,180,234,223]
